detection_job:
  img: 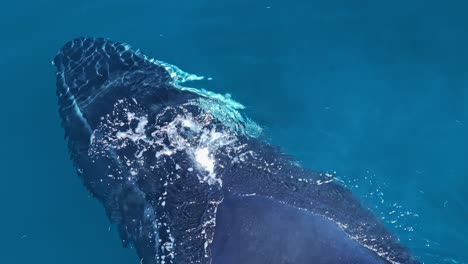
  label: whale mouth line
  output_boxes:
[58,80,106,113]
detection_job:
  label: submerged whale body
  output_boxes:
[53,37,418,264]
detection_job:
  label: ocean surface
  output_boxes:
[0,0,466,263]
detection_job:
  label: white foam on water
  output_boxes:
[149,58,262,138]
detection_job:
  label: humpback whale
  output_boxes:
[53,37,418,264]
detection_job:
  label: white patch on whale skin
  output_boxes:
[193,146,223,187]
[195,148,215,178]
[89,98,250,188]
[115,114,149,143]
[153,112,236,187]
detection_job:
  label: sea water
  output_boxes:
[0,0,466,263]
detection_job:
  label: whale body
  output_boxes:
[53,37,418,264]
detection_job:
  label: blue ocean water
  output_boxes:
[0,0,466,263]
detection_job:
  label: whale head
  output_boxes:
[53,37,263,263]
